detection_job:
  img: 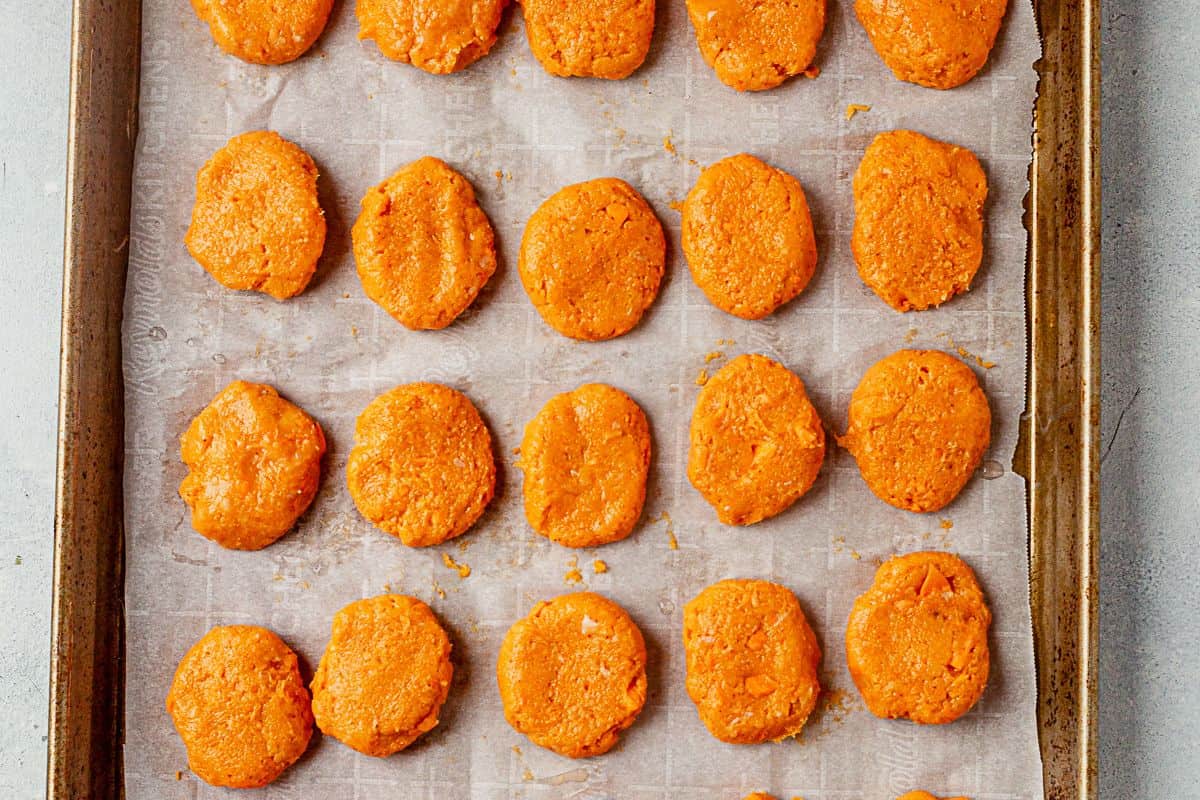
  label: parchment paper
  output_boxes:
[122,1,1043,797]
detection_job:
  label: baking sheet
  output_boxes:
[122,1,1043,797]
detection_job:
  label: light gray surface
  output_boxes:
[1098,1,1200,796]
[1,1,1198,798]
[0,1,70,798]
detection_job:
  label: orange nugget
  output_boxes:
[347,383,495,547]
[497,592,648,757]
[166,626,312,788]
[856,0,1008,89]
[686,0,826,91]
[683,579,821,743]
[190,0,332,64]
[683,153,818,319]
[186,131,326,300]
[839,349,990,513]
[519,384,651,548]
[847,552,992,724]
[311,595,454,756]
[520,178,665,341]
[180,380,325,551]
[898,793,971,800]
[357,0,508,73]
[521,0,655,79]
[353,157,497,330]
[852,130,987,312]
[688,354,825,525]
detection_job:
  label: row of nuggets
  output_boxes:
[180,348,991,552]
[188,128,989,332]
[169,552,991,788]
[191,0,1007,93]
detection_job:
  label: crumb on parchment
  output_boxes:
[442,552,471,579]
[564,556,583,585]
[660,511,679,550]
[936,331,997,369]
[845,103,872,120]
[593,559,608,574]
[695,369,709,386]
[958,346,996,369]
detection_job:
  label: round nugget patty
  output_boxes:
[838,349,990,513]
[186,131,326,300]
[311,595,454,756]
[166,625,312,788]
[846,551,991,724]
[347,383,496,546]
[852,130,987,312]
[683,153,818,319]
[519,178,665,341]
[498,592,648,757]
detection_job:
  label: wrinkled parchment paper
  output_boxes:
[123,1,1043,797]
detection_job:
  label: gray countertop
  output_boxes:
[0,1,1195,797]
[1099,1,1200,793]
[0,0,69,795]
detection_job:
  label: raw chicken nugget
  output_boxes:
[353,157,497,330]
[519,384,651,548]
[310,595,454,756]
[191,0,332,64]
[682,153,818,319]
[357,0,508,73]
[838,349,991,513]
[166,625,312,788]
[521,0,655,79]
[846,552,991,724]
[856,0,1008,89]
[852,130,987,312]
[683,579,822,743]
[186,131,326,300]
[497,592,648,757]
[688,354,825,525]
[520,178,665,341]
[347,383,496,546]
[179,380,326,551]
[686,0,826,91]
